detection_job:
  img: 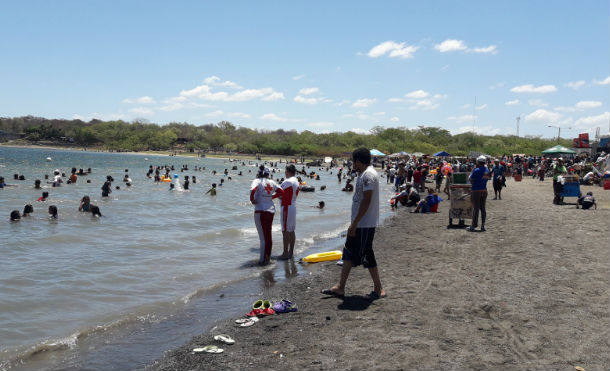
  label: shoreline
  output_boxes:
[146,178,609,371]
[0,143,320,163]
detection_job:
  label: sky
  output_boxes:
[1,1,609,139]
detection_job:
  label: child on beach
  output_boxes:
[79,196,92,212]
[205,183,217,195]
[578,192,597,210]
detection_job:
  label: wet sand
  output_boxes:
[146,178,610,371]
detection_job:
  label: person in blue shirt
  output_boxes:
[490,159,505,200]
[468,156,490,232]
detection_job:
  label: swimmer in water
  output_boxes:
[205,183,217,195]
[91,205,102,217]
[313,201,325,209]
[10,210,21,221]
[37,192,49,202]
[48,205,58,219]
[79,196,92,212]
[22,204,34,217]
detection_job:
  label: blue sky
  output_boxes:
[1,1,608,139]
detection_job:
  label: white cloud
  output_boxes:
[461,104,471,109]
[390,116,400,122]
[510,84,557,94]
[475,104,487,110]
[593,76,610,85]
[435,39,467,52]
[128,107,154,116]
[528,99,548,107]
[228,112,251,119]
[307,121,334,128]
[565,80,586,90]
[435,39,497,54]
[524,109,562,123]
[350,128,371,134]
[122,96,156,104]
[373,112,386,116]
[575,100,602,109]
[292,74,305,80]
[74,113,127,121]
[405,89,430,99]
[299,87,319,95]
[411,99,439,110]
[574,112,610,129]
[505,99,520,106]
[470,45,497,54]
[388,98,404,103]
[203,76,242,89]
[367,40,419,59]
[489,82,505,90]
[352,98,377,108]
[205,110,225,118]
[260,113,287,122]
[262,92,285,101]
[452,125,501,136]
[333,99,351,106]
[294,95,319,105]
[448,114,477,124]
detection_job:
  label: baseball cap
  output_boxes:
[476,155,487,163]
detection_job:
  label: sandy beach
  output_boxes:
[146,178,610,371]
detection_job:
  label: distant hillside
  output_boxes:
[0,116,569,156]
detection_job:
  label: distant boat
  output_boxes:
[144,157,148,160]
[46,157,52,162]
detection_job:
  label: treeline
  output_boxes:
[0,116,569,156]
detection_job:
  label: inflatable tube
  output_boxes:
[161,176,172,182]
[300,186,315,192]
[302,250,342,263]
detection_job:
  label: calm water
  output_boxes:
[0,147,394,370]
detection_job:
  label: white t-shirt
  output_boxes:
[250,178,280,213]
[351,165,379,228]
[280,176,299,208]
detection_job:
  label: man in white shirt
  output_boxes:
[279,164,299,259]
[322,148,385,300]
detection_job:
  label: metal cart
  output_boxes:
[448,173,472,228]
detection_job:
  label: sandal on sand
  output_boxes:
[260,307,275,316]
[235,317,259,324]
[366,291,386,300]
[246,308,264,317]
[273,299,298,313]
[262,300,272,309]
[252,300,264,309]
[321,288,344,298]
[193,345,223,353]
[213,334,235,345]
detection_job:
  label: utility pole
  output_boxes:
[516,116,520,137]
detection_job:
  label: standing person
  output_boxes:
[250,166,283,265]
[468,156,490,232]
[412,167,423,191]
[490,159,505,200]
[101,176,112,197]
[322,147,385,300]
[552,158,567,205]
[279,164,299,260]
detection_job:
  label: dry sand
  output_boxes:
[147,177,609,371]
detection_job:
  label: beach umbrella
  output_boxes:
[433,151,451,157]
[541,145,576,155]
[412,152,424,157]
[398,151,410,157]
[370,149,386,156]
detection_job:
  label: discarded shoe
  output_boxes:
[193,345,223,353]
[213,334,235,345]
[273,299,298,313]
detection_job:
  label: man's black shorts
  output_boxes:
[342,227,377,268]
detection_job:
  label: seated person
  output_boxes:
[578,192,597,210]
[413,188,442,213]
[391,183,420,207]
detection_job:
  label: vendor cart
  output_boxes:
[448,173,472,228]
[560,175,580,207]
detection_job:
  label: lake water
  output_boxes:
[0,147,395,370]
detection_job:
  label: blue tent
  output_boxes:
[370,149,386,156]
[433,151,451,157]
